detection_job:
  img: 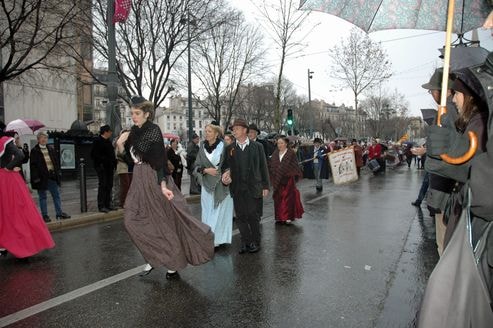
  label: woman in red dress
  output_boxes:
[269,136,304,224]
[0,122,55,258]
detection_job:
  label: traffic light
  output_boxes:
[287,108,294,126]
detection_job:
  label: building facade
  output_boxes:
[91,69,131,134]
[160,95,212,140]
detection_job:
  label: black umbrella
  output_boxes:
[421,108,438,126]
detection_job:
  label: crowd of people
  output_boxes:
[2,13,493,324]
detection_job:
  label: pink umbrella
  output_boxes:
[163,132,180,140]
[6,119,45,135]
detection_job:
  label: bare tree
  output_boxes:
[234,83,276,131]
[0,0,80,83]
[91,0,220,107]
[191,7,265,129]
[330,27,392,137]
[360,88,410,140]
[255,0,311,132]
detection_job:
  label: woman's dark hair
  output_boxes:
[169,138,178,146]
[131,96,155,121]
[455,93,481,132]
[277,135,290,147]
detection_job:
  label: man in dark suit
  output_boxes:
[248,123,275,161]
[30,132,70,222]
[91,125,117,213]
[222,119,270,254]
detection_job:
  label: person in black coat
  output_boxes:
[222,119,270,254]
[91,125,117,213]
[30,132,70,222]
[186,133,201,195]
[248,123,275,161]
[167,139,184,190]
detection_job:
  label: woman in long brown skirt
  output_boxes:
[119,96,214,280]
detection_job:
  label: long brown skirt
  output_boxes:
[124,163,214,271]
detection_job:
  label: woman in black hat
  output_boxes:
[121,96,214,279]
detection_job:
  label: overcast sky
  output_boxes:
[228,0,493,117]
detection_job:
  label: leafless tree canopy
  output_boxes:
[329,28,392,124]
[91,0,220,107]
[360,88,411,140]
[0,0,80,82]
[192,6,265,129]
[255,0,311,132]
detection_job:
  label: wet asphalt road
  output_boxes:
[0,166,438,328]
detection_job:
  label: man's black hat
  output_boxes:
[100,124,112,134]
[248,123,260,134]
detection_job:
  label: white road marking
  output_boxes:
[0,216,273,327]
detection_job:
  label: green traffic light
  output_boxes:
[287,119,293,125]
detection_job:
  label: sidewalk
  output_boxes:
[29,173,198,232]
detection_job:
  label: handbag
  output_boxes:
[418,188,493,327]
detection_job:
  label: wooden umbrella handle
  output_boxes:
[437,105,478,165]
[440,131,478,165]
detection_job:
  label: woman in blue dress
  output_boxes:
[194,123,234,247]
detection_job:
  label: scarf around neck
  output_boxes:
[204,138,221,154]
[125,121,166,170]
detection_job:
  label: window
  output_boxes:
[199,121,202,128]
[167,123,170,130]
[173,123,177,130]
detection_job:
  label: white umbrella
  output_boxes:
[6,119,45,135]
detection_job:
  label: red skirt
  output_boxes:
[0,169,55,258]
[273,177,304,222]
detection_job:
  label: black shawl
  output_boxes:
[125,121,168,175]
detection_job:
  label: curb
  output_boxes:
[47,194,201,232]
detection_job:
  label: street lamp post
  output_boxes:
[186,11,195,143]
[106,0,120,136]
[307,69,314,138]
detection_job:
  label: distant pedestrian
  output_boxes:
[123,96,214,280]
[269,135,304,224]
[224,132,235,146]
[115,129,133,208]
[91,125,117,213]
[194,123,234,247]
[167,139,184,190]
[249,123,275,161]
[313,137,326,191]
[222,118,270,254]
[0,122,55,258]
[187,133,201,195]
[14,135,29,181]
[368,138,384,175]
[351,138,364,176]
[404,144,413,168]
[30,132,71,222]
